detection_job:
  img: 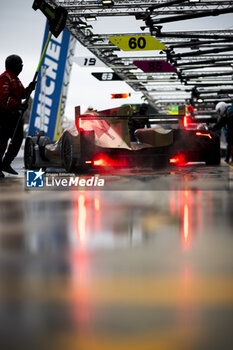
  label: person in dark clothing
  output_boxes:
[0,55,34,178]
[129,103,151,141]
[213,102,233,163]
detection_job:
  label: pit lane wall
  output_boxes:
[28,21,75,141]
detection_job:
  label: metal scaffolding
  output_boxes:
[49,0,233,110]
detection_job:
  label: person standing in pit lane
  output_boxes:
[128,103,151,142]
[0,55,35,178]
[213,102,233,163]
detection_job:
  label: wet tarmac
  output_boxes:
[0,158,233,349]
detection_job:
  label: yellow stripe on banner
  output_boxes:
[54,91,63,140]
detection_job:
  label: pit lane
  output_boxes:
[0,157,233,349]
[1,156,232,191]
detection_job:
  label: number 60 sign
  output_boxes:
[109,35,166,51]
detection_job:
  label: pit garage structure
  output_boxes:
[47,0,233,114]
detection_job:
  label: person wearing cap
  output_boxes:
[129,103,151,142]
[213,102,233,163]
[0,55,35,178]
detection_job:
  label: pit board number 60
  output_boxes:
[109,35,166,51]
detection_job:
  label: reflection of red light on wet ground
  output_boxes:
[207,192,213,226]
[196,191,202,232]
[182,190,191,249]
[94,196,101,230]
[94,197,100,211]
[170,191,192,248]
[183,203,189,245]
[77,194,87,243]
[72,194,90,328]
[170,196,176,215]
[70,251,90,330]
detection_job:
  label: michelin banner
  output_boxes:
[28,21,71,140]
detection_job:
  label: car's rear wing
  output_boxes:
[149,115,218,125]
[74,106,217,131]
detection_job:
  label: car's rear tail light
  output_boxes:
[196,132,212,139]
[78,118,82,130]
[93,155,128,167]
[93,155,116,167]
[93,158,106,166]
[169,153,186,165]
[75,117,83,131]
[183,115,192,128]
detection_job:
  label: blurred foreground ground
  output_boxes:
[0,158,233,349]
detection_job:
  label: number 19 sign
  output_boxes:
[109,35,166,51]
[73,56,105,67]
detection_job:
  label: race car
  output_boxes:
[24,105,220,172]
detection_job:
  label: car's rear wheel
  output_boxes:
[62,132,79,172]
[24,137,36,170]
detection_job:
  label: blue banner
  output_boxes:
[28,21,70,140]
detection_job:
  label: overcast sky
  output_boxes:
[0,0,233,120]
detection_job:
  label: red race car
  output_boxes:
[24,105,220,172]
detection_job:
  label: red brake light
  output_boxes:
[183,115,192,128]
[196,132,212,139]
[78,117,82,130]
[93,155,128,167]
[93,158,106,166]
[169,153,186,165]
[76,117,83,131]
